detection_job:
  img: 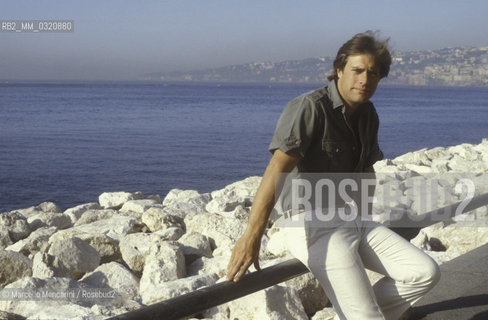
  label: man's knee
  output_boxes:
[421,258,441,289]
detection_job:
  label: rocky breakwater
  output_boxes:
[0,139,487,320]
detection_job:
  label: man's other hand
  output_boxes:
[226,234,261,282]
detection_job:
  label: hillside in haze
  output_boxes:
[142,46,488,86]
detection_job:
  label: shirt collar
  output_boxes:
[327,80,345,110]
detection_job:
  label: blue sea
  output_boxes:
[1,82,487,212]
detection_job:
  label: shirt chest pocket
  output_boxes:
[321,140,355,172]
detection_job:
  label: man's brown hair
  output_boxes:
[327,31,392,81]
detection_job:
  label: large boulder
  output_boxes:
[74,209,116,226]
[15,202,62,220]
[140,273,218,305]
[119,232,171,275]
[162,189,211,218]
[284,273,328,317]
[184,213,246,251]
[26,212,71,231]
[6,227,57,258]
[0,211,31,242]
[205,177,260,215]
[177,231,213,264]
[64,202,102,225]
[80,262,140,303]
[31,252,71,279]
[48,237,100,279]
[141,207,183,233]
[187,254,231,278]
[98,191,143,210]
[0,277,91,318]
[227,284,308,320]
[139,242,185,304]
[120,199,161,214]
[266,227,291,258]
[26,304,104,320]
[0,250,32,287]
[0,225,13,249]
[49,215,142,242]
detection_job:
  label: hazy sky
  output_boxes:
[2,0,488,80]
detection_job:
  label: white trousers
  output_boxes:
[280,211,440,320]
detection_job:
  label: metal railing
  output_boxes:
[109,192,488,320]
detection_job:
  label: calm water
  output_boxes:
[1,82,487,212]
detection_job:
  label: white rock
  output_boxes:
[64,202,102,225]
[162,189,212,217]
[266,227,290,258]
[73,209,116,226]
[50,215,142,242]
[0,211,31,242]
[206,177,260,215]
[98,191,143,210]
[141,207,183,232]
[31,252,71,279]
[410,230,431,251]
[449,154,488,173]
[146,194,162,203]
[0,225,13,249]
[201,303,230,320]
[311,307,338,320]
[80,262,140,302]
[404,164,433,174]
[0,250,32,287]
[184,213,246,250]
[141,273,218,305]
[424,146,449,161]
[89,301,142,318]
[393,149,429,166]
[228,284,308,320]
[70,234,121,264]
[448,143,480,160]
[177,231,213,263]
[153,226,184,241]
[217,204,250,220]
[422,224,488,255]
[139,242,185,303]
[187,253,231,278]
[48,237,100,279]
[431,157,451,173]
[119,232,172,274]
[37,202,62,213]
[27,212,72,231]
[26,304,104,320]
[120,199,160,213]
[0,277,90,318]
[6,227,57,258]
[283,273,328,316]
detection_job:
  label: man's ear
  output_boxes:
[337,68,343,79]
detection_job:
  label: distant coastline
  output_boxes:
[141,46,488,87]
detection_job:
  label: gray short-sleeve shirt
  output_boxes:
[269,81,383,214]
[269,80,383,173]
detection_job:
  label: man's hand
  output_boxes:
[226,233,261,282]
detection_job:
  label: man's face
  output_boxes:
[336,54,381,109]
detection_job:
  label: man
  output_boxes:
[226,32,440,320]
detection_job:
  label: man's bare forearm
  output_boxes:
[226,149,298,281]
[244,150,299,238]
